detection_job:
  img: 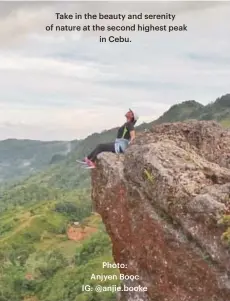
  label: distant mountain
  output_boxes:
[147,100,203,126]
[195,94,230,127]
[0,139,79,185]
[154,94,230,127]
[138,94,230,130]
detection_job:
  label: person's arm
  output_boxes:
[129,130,135,144]
[126,122,135,145]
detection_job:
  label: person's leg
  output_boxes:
[87,143,115,162]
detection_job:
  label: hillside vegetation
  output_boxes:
[0,184,119,301]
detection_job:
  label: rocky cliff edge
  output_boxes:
[91,120,230,301]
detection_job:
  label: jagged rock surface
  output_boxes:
[91,121,230,301]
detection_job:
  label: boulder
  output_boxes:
[92,121,230,301]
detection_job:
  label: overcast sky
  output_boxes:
[0,1,229,141]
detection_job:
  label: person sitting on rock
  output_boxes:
[83,109,139,168]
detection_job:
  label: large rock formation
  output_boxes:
[91,120,230,301]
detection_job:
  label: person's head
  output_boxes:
[125,109,139,124]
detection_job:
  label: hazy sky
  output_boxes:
[0,1,229,141]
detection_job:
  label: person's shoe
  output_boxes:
[84,157,91,165]
[76,159,87,165]
[84,157,96,168]
[84,157,89,163]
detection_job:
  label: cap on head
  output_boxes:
[129,108,139,123]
